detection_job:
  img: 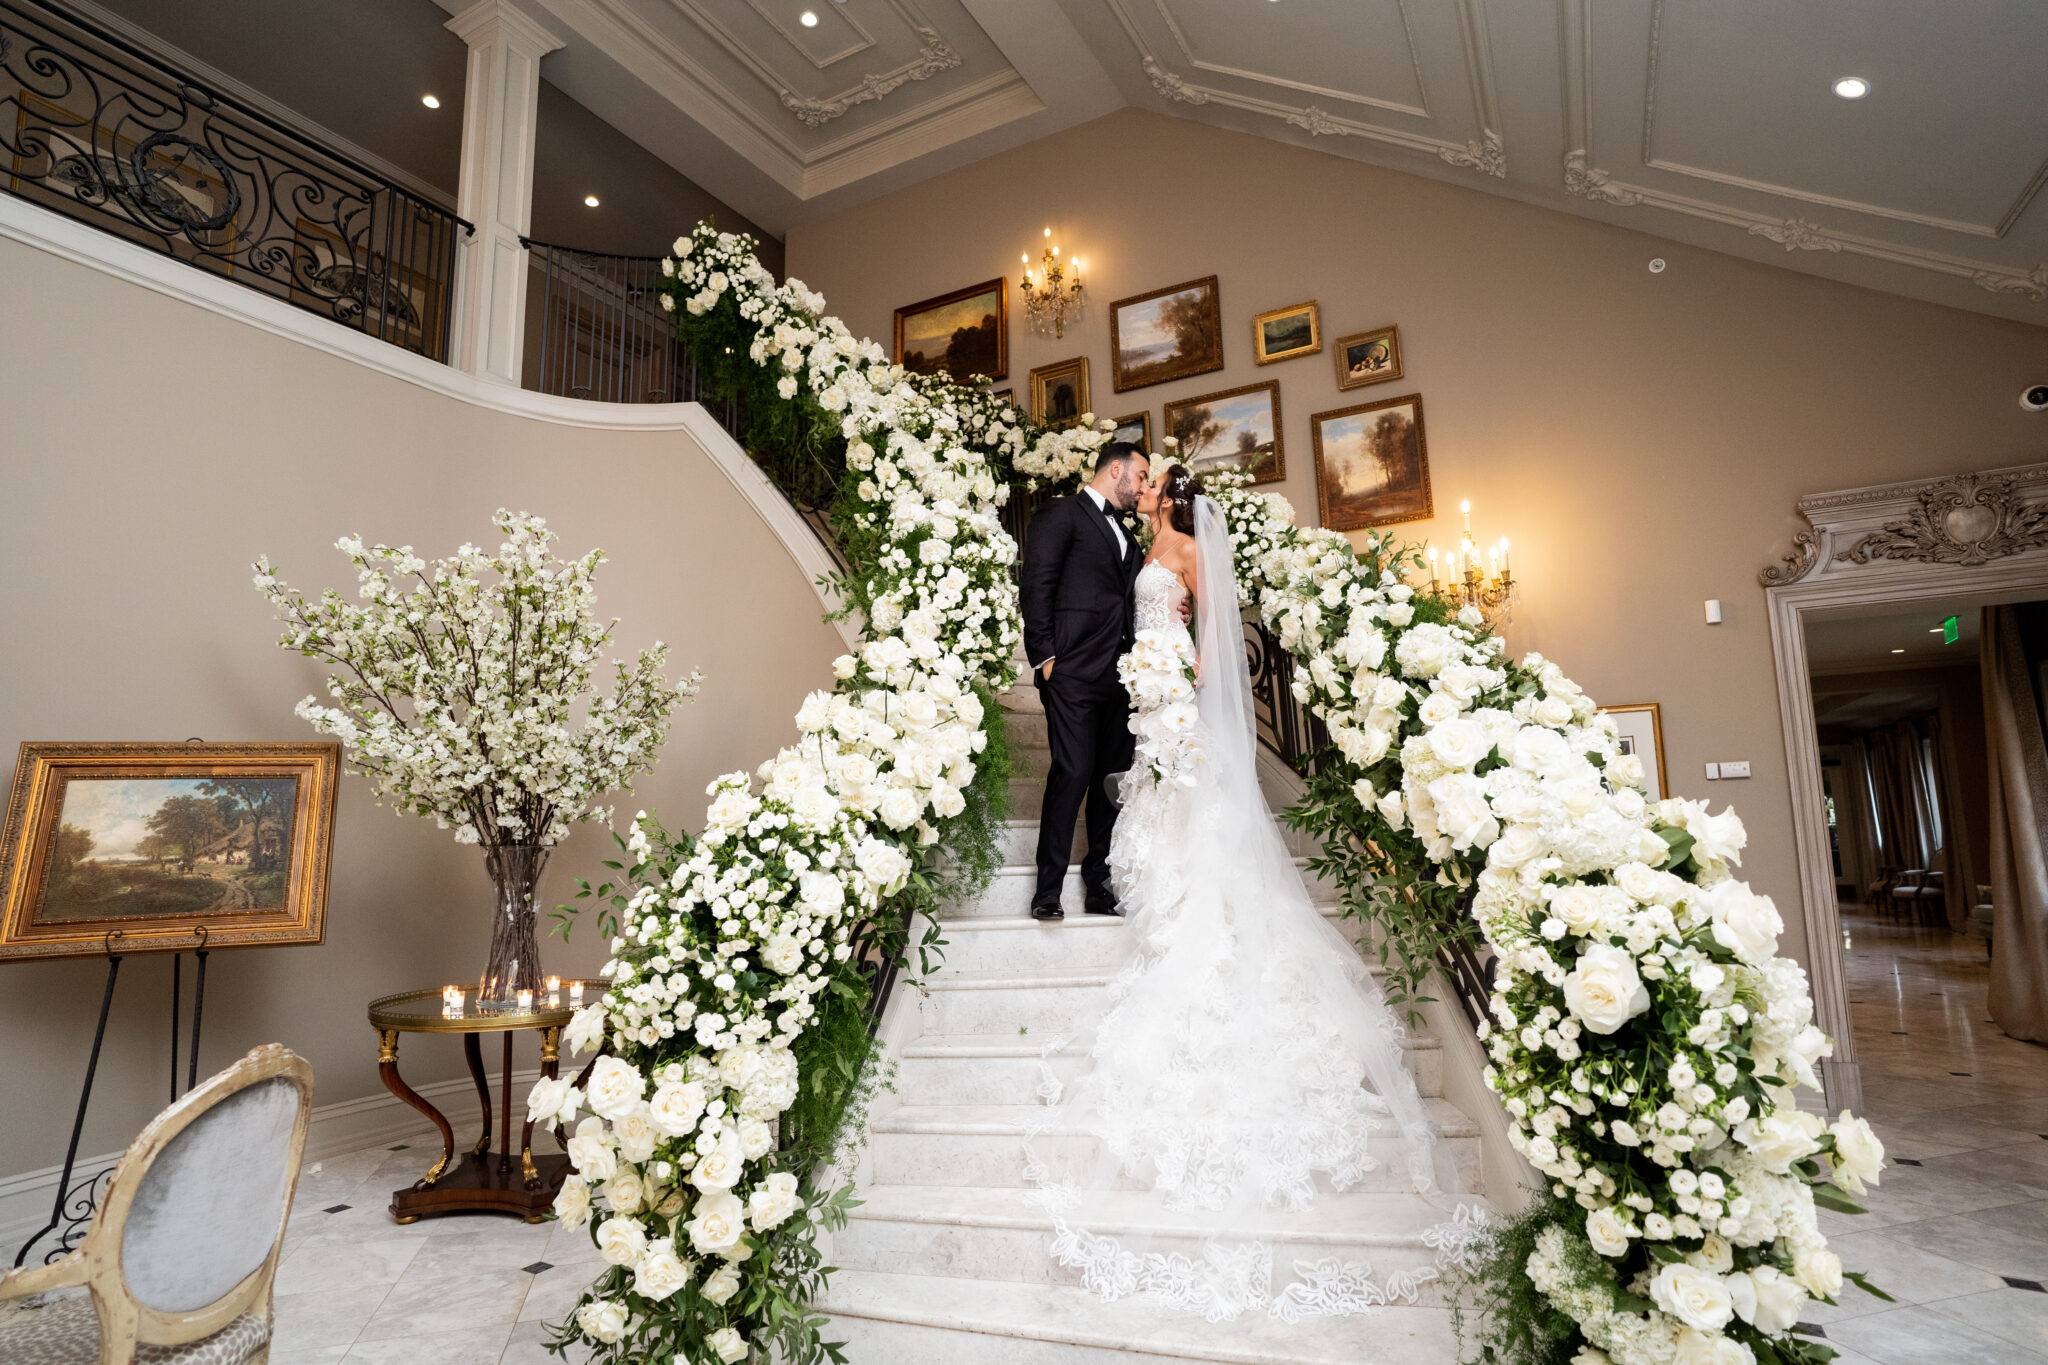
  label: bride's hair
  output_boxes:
[1159,464,1203,535]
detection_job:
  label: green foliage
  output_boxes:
[1446,1193,1596,1365]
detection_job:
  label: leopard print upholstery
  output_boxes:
[0,1294,269,1364]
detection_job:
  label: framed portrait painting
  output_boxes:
[1253,301,1320,365]
[1599,704,1668,800]
[1163,380,1283,484]
[1109,411,1151,451]
[0,742,341,961]
[1110,275,1223,392]
[893,278,1007,383]
[1310,392,1432,530]
[1335,325,1403,390]
[1030,357,1090,428]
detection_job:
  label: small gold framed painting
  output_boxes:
[894,278,1007,383]
[1253,301,1321,365]
[1030,356,1090,427]
[1109,411,1151,451]
[1598,704,1668,800]
[1163,380,1283,484]
[1311,391,1431,530]
[0,742,342,961]
[1334,325,1403,390]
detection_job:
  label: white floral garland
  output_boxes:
[532,225,1880,1365]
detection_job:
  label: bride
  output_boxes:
[1024,464,1471,1322]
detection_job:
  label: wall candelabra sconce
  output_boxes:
[1426,500,1515,622]
[1020,227,1083,339]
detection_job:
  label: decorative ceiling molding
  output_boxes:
[1150,0,1429,120]
[1759,464,2048,587]
[1558,0,2047,302]
[740,0,875,71]
[781,26,962,128]
[1114,0,1507,179]
[1639,0,2048,241]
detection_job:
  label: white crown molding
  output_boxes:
[1148,0,1429,120]
[53,0,457,211]
[1114,0,1507,178]
[0,191,857,647]
[799,71,1041,199]
[1558,0,2047,302]
[446,0,569,55]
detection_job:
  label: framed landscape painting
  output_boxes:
[1110,411,1151,451]
[1599,704,1668,800]
[1110,275,1223,392]
[1311,392,1432,530]
[1253,301,1320,365]
[0,742,341,960]
[894,278,1006,383]
[1163,380,1283,484]
[1030,356,1090,428]
[1335,325,1402,390]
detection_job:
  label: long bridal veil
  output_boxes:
[1023,496,1473,1322]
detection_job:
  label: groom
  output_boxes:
[1019,441,1149,921]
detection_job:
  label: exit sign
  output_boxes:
[1942,615,1960,644]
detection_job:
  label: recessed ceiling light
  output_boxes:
[800,9,818,25]
[1891,648,1905,654]
[421,94,441,109]
[584,194,600,208]
[1833,76,1869,100]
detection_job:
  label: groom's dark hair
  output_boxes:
[1095,441,1147,473]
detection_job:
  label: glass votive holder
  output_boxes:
[516,988,534,1012]
[569,981,584,1005]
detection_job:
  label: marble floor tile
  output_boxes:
[1810,1227,2007,1307]
[355,1267,531,1343]
[500,1317,595,1365]
[1900,1213,2048,1282]
[517,1263,604,1324]
[342,1324,513,1364]
[274,1237,423,1296]
[268,1284,393,1355]
[1924,1286,2048,1356]
[1827,1303,2047,1365]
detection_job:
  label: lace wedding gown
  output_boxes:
[1023,499,1473,1323]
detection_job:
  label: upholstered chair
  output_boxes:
[0,1043,313,1364]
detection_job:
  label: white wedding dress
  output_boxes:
[1023,497,1474,1322]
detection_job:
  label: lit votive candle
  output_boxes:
[547,975,561,993]
[570,981,584,1005]
[516,988,533,1012]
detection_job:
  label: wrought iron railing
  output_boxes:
[0,0,469,360]
[525,239,699,406]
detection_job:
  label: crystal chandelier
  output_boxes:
[1426,500,1515,621]
[1020,227,1083,339]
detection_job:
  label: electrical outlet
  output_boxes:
[1720,760,1752,778]
[1705,763,1721,780]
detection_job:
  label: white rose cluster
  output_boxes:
[1012,415,1114,490]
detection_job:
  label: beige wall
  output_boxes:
[0,233,840,1181]
[788,108,2048,972]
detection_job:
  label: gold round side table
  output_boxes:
[366,983,597,1223]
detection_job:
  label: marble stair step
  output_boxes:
[867,1101,1480,1191]
[896,1032,1444,1107]
[926,913,1135,973]
[1004,708,1051,748]
[941,859,1340,919]
[819,1270,1460,1365]
[909,962,1394,1036]
[830,1185,1459,1291]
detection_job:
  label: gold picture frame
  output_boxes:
[1030,356,1090,427]
[1599,704,1669,800]
[1163,380,1284,485]
[0,742,341,961]
[1335,324,1403,390]
[893,278,1007,383]
[1110,275,1223,392]
[1109,411,1151,451]
[1253,300,1321,365]
[1311,392,1432,530]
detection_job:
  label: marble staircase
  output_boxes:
[817,676,1492,1363]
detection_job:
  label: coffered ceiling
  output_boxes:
[480,0,2048,323]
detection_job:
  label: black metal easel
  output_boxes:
[12,925,211,1268]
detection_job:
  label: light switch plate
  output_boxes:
[1705,762,1721,780]
[1720,760,1752,778]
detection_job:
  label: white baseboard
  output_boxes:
[1,1067,545,1258]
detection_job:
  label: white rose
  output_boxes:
[1786,1024,1832,1089]
[762,933,803,975]
[1613,862,1664,905]
[576,1299,629,1344]
[1394,624,1454,677]
[1691,1234,1734,1274]
[565,1002,608,1054]
[1794,1245,1843,1300]
[1489,824,1543,867]
[1828,1112,1885,1194]
[1562,943,1650,1035]
[612,1105,659,1163]
[526,1075,579,1128]
[1428,719,1493,771]
[748,1170,801,1230]
[586,1056,647,1121]
[1650,1262,1735,1332]
[553,1174,591,1227]
[632,1236,690,1301]
[1672,1329,1752,1365]
[1419,692,1462,726]
[1607,752,1645,789]
[687,1190,746,1255]
[1728,1265,1806,1334]
[1705,880,1782,964]
[1585,1205,1630,1257]
[702,1262,743,1305]
[1534,695,1574,728]
[1735,1112,1824,1174]
[566,1118,617,1181]
[602,1167,645,1216]
[1549,885,1605,936]
[739,1118,774,1158]
[648,1080,708,1138]
[595,1215,646,1265]
[878,787,921,829]
[707,1327,749,1363]
[692,1133,745,1191]
[1428,773,1499,850]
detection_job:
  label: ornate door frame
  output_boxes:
[1762,464,2048,1116]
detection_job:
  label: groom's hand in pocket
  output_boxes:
[1041,659,1055,680]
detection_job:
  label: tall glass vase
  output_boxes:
[478,842,549,1012]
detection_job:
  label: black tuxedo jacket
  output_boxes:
[1020,492,1141,687]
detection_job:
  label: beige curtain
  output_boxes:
[1864,722,1938,870]
[1981,605,2048,1043]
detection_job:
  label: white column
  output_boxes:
[446,0,564,385]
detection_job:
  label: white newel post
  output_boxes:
[446,0,563,385]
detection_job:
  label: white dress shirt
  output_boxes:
[1082,485,1128,559]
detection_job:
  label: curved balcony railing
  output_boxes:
[0,0,469,360]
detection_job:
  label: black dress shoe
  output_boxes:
[1031,901,1065,921]
[1083,887,1122,917]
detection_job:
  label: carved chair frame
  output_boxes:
[0,1044,312,1362]
[1762,464,2048,1116]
